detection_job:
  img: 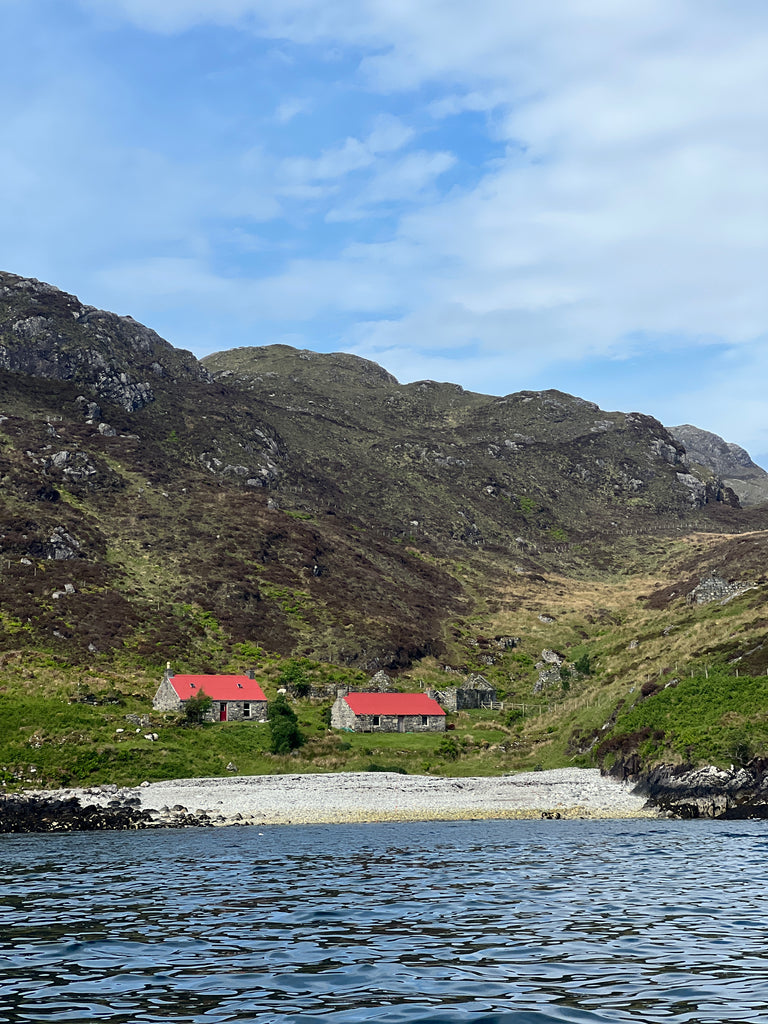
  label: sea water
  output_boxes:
[2,818,767,1023]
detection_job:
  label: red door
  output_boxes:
[219,703,227,721]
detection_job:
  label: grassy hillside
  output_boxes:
[3,547,768,790]
[2,273,768,789]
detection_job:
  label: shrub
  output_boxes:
[276,659,311,690]
[268,694,304,754]
[730,736,754,768]
[184,689,213,724]
[574,653,591,675]
[437,736,460,761]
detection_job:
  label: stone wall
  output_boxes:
[687,572,754,605]
[204,700,268,723]
[331,696,356,730]
[427,683,496,711]
[152,676,182,711]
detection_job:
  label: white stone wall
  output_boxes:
[331,696,356,730]
[152,677,182,711]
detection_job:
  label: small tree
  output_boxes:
[268,693,304,754]
[185,689,213,724]
[277,659,311,696]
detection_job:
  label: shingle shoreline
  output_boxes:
[68,767,657,826]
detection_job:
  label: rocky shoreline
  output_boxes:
[626,758,768,819]
[5,762,768,833]
[1,768,655,832]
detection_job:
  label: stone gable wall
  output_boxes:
[331,696,356,730]
[152,677,182,711]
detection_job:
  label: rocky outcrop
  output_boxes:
[0,788,236,832]
[670,423,768,507]
[612,759,768,819]
[0,271,210,411]
[534,649,565,693]
[687,571,754,605]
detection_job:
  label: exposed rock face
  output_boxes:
[611,759,768,819]
[47,526,83,560]
[534,649,565,693]
[0,271,210,411]
[687,571,754,605]
[670,424,768,507]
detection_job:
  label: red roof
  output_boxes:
[170,674,266,702]
[343,693,445,716]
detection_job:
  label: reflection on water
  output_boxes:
[2,819,768,1023]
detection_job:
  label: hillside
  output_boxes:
[2,270,768,790]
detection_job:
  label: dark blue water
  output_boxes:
[2,819,768,1023]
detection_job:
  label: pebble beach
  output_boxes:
[70,767,656,826]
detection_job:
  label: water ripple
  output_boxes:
[2,820,768,1023]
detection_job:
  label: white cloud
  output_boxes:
[19,1,768,459]
[93,1,767,352]
[274,96,314,123]
[280,113,413,184]
[326,150,456,221]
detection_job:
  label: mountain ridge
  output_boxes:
[669,423,768,507]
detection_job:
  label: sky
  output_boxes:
[1,1,768,462]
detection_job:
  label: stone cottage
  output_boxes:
[331,692,446,733]
[427,673,497,711]
[153,671,268,723]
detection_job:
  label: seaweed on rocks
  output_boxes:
[0,792,158,832]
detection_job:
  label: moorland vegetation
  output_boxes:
[2,270,768,789]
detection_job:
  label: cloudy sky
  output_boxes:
[2,1,767,461]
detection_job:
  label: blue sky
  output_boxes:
[2,1,768,464]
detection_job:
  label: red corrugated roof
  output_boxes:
[170,674,266,702]
[343,693,445,716]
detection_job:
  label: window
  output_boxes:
[372,715,380,726]
[421,716,428,726]
[243,702,251,718]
